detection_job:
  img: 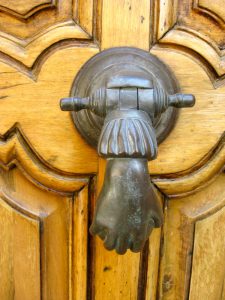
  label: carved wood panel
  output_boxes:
[0,0,55,19]
[0,168,72,299]
[155,0,225,85]
[0,167,90,299]
[0,195,41,299]
[189,206,225,299]
[158,174,225,299]
[0,0,95,66]
[0,0,223,189]
[0,164,162,299]
[0,0,224,299]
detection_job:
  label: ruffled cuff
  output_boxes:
[98,109,157,160]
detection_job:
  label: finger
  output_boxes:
[127,235,133,250]
[89,222,107,240]
[151,210,163,228]
[129,220,155,253]
[146,219,154,237]
[104,232,117,251]
[139,220,155,247]
[115,235,129,255]
[148,218,155,228]
[154,215,163,227]
[98,230,107,240]
[89,221,99,235]
[130,237,147,253]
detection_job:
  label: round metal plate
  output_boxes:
[70,47,179,148]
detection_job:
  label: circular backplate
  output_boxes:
[70,47,179,148]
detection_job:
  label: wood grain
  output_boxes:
[0,46,224,196]
[0,0,54,18]
[0,125,89,194]
[0,0,95,66]
[0,196,41,300]
[0,26,91,68]
[157,0,178,39]
[196,0,225,22]
[101,0,151,50]
[189,206,225,300]
[149,48,225,175]
[0,0,224,299]
[0,168,72,299]
[156,0,225,80]
[77,0,94,35]
[93,244,141,299]
[72,186,89,300]
[0,46,99,175]
[153,132,225,197]
[158,173,225,299]
[145,228,162,300]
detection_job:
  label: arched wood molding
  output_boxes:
[154,0,225,87]
[0,0,101,67]
[154,28,225,88]
[0,1,56,20]
[0,23,91,68]
[0,39,99,84]
[153,132,225,197]
[0,124,89,194]
[0,124,224,196]
[0,192,41,222]
[152,42,225,89]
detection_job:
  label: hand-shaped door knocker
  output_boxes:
[60,47,195,254]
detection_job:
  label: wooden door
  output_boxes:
[0,1,224,299]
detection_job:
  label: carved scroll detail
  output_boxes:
[0,22,91,68]
[0,124,88,194]
[154,132,225,197]
[154,0,225,85]
[0,0,97,67]
[193,0,225,25]
[0,0,55,19]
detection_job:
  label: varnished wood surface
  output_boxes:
[0,45,224,193]
[0,0,224,184]
[0,0,224,299]
[100,0,151,50]
[0,195,41,299]
[189,206,225,300]
[157,0,225,80]
[0,168,72,299]
[158,174,225,300]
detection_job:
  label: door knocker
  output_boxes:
[60,47,195,254]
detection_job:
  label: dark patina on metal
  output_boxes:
[60,47,195,254]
